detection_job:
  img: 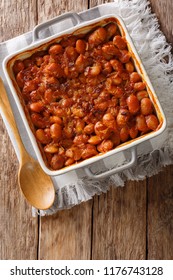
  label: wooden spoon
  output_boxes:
[0,77,55,210]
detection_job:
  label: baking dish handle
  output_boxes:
[84,147,137,179]
[32,12,83,41]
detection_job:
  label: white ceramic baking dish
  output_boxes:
[3,13,166,178]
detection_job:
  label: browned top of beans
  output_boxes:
[13,22,160,170]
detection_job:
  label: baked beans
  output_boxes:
[13,22,160,170]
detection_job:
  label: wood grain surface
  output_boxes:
[92,181,147,260]
[0,0,38,260]
[0,0,173,260]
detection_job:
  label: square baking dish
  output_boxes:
[3,14,166,178]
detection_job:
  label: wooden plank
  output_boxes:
[150,0,173,46]
[92,181,147,259]
[39,201,93,260]
[0,0,37,42]
[89,0,113,7]
[147,166,173,259]
[37,0,89,24]
[37,0,92,260]
[90,0,147,260]
[147,0,173,260]
[0,0,38,260]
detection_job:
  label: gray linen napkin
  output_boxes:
[0,0,173,216]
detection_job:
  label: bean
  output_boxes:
[58,146,65,156]
[97,139,113,153]
[51,154,65,170]
[44,89,56,103]
[129,126,138,139]
[113,35,127,49]
[65,148,74,158]
[140,97,153,115]
[44,76,60,90]
[102,113,117,130]
[105,76,123,95]
[106,107,119,117]
[50,123,62,140]
[110,96,118,106]
[125,61,134,73]
[49,116,62,125]
[24,81,38,93]
[61,139,73,148]
[65,158,75,166]
[102,44,120,56]
[146,114,159,130]
[130,72,141,83]
[75,119,85,134]
[94,101,108,111]
[30,90,42,102]
[127,95,140,114]
[110,131,120,146]
[44,144,59,153]
[76,39,86,54]
[136,114,149,132]
[119,96,127,107]
[64,66,79,79]
[84,123,94,134]
[35,129,51,144]
[35,56,43,66]
[88,135,102,145]
[75,54,87,73]
[44,62,63,77]
[63,124,74,139]
[53,107,66,117]
[120,126,129,142]
[114,87,124,98]
[136,90,148,101]
[29,101,44,113]
[72,108,85,118]
[61,98,73,108]
[110,59,123,72]
[65,46,78,61]
[88,27,107,46]
[73,147,82,161]
[94,121,111,139]
[134,82,146,91]
[73,134,89,145]
[43,54,50,63]
[121,71,129,81]
[116,109,130,127]
[112,75,122,85]
[49,44,63,55]
[102,61,112,75]
[119,50,131,63]
[31,113,48,128]
[85,64,101,76]
[106,23,117,40]
[66,147,82,161]
[81,144,98,159]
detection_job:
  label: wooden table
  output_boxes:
[0,0,173,260]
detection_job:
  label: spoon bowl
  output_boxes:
[0,77,55,210]
[19,160,55,210]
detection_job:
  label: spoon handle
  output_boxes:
[0,77,28,161]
